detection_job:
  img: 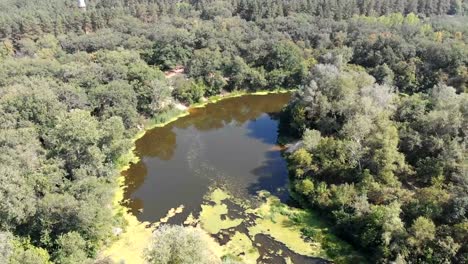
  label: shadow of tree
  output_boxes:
[247,150,290,202]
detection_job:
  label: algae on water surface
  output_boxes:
[197,188,365,264]
[199,189,243,234]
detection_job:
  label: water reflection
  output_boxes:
[123,93,291,222]
[134,125,176,160]
[122,161,147,215]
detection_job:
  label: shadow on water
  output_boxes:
[254,233,332,264]
[247,150,289,202]
[245,113,279,145]
[122,160,147,215]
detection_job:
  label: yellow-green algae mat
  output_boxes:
[199,188,243,234]
[196,188,364,264]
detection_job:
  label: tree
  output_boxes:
[0,78,66,129]
[145,225,219,264]
[359,202,405,259]
[407,217,436,252]
[372,63,394,85]
[187,48,224,79]
[186,48,228,95]
[0,39,14,61]
[366,115,406,187]
[31,190,113,256]
[263,41,305,88]
[172,78,206,104]
[146,27,194,70]
[330,183,357,208]
[0,232,12,262]
[302,129,322,151]
[225,56,267,91]
[289,148,313,178]
[296,179,315,196]
[0,128,44,230]
[44,110,128,181]
[54,232,89,264]
[127,62,168,116]
[89,80,138,128]
[9,239,51,264]
[45,110,104,178]
[340,114,373,170]
[406,186,450,220]
[200,1,234,19]
[446,197,468,223]
[0,1,465,263]
[148,79,174,114]
[0,166,37,230]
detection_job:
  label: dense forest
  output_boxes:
[0,0,466,263]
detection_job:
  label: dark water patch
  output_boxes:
[254,234,332,264]
[248,149,289,201]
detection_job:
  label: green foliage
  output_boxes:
[172,79,206,104]
[0,78,66,128]
[295,179,314,196]
[46,110,113,178]
[0,232,13,262]
[147,32,194,70]
[282,62,467,263]
[288,148,313,178]
[225,56,268,91]
[10,238,51,264]
[145,225,219,264]
[405,186,450,220]
[54,232,89,264]
[287,104,307,136]
[302,129,322,151]
[89,80,138,128]
[0,128,44,230]
[127,62,170,116]
[408,217,436,248]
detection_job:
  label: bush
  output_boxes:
[172,79,206,104]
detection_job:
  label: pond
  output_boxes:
[121,93,359,263]
[123,93,292,223]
